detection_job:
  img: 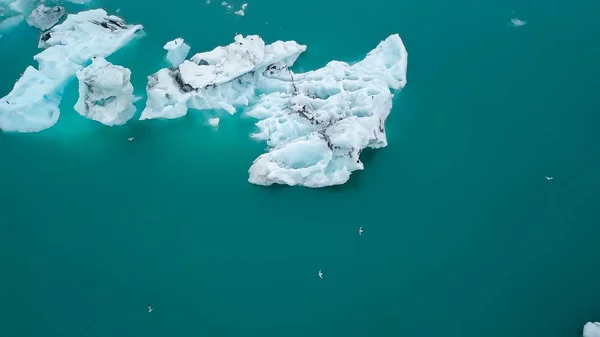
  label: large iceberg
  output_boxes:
[584,322,600,337]
[140,33,407,187]
[0,9,143,132]
[74,56,136,126]
[26,4,65,31]
[163,37,190,67]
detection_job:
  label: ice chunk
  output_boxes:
[140,34,306,120]
[241,3,247,10]
[74,57,136,126]
[584,323,600,337]
[234,9,244,16]
[163,37,190,67]
[0,14,23,33]
[26,4,65,31]
[208,117,219,126]
[510,18,526,27]
[246,34,407,187]
[0,9,143,132]
[66,0,91,4]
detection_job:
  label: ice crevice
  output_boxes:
[141,33,407,187]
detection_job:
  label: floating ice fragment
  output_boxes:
[208,117,219,127]
[26,4,64,30]
[510,17,526,27]
[0,14,23,33]
[163,37,190,67]
[584,322,600,337]
[0,9,143,132]
[74,57,136,126]
[234,9,244,16]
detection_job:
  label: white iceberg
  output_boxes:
[0,9,143,132]
[140,33,407,187]
[140,34,306,120]
[208,117,219,127]
[26,4,65,30]
[584,322,600,337]
[74,57,136,126]
[163,37,190,67]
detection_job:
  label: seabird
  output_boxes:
[318,270,323,279]
[545,176,553,180]
[128,137,134,141]
[359,226,363,235]
[148,305,153,313]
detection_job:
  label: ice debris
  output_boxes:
[163,37,190,67]
[140,34,407,187]
[584,322,600,337]
[26,4,64,30]
[208,117,219,127]
[0,9,143,132]
[74,57,136,126]
[234,9,244,16]
[510,18,526,27]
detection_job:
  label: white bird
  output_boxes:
[318,270,323,279]
[128,137,134,141]
[545,176,553,180]
[148,305,153,313]
[359,226,363,235]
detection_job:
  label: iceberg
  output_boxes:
[140,33,407,187]
[140,34,306,120]
[584,322,600,337]
[74,57,136,126]
[163,37,190,67]
[0,13,23,33]
[26,4,65,31]
[0,9,143,132]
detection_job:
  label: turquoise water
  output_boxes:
[2,0,600,336]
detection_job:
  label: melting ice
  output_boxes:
[141,33,407,187]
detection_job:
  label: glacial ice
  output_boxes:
[74,57,136,126]
[584,322,600,337]
[140,33,407,187]
[140,34,306,120]
[163,37,190,67]
[234,9,244,16]
[26,4,64,30]
[0,9,143,132]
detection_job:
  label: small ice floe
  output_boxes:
[359,226,363,235]
[234,9,244,16]
[208,117,219,127]
[241,3,248,10]
[510,18,526,27]
[545,176,553,180]
[128,137,134,141]
[318,270,323,279]
[148,305,153,313]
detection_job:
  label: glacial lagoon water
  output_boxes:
[1,0,600,336]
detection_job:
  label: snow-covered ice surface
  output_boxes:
[74,57,136,126]
[141,34,407,187]
[584,323,600,337]
[0,9,143,132]
[26,4,64,30]
[164,37,190,67]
